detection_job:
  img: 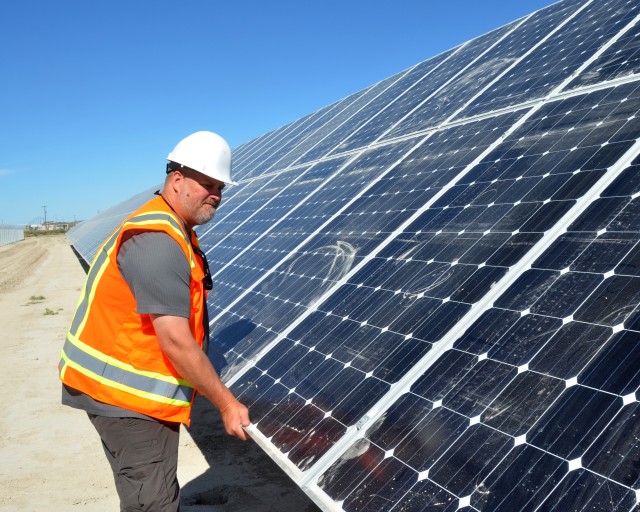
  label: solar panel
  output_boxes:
[67,0,640,510]
[67,185,158,263]
[318,152,640,512]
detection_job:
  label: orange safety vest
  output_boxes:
[58,196,207,425]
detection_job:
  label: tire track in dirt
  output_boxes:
[0,237,49,295]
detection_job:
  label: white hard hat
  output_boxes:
[166,131,237,185]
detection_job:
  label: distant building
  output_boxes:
[29,222,70,231]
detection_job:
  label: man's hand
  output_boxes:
[151,314,251,441]
[219,397,250,441]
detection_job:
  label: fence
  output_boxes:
[0,225,25,246]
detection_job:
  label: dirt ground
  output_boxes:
[0,235,321,512]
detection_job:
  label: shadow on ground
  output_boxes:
[181,396,322,512]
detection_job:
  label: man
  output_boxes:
[58,131,250,511]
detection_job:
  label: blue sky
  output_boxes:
[1,0,555,225]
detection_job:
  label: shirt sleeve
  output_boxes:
[117,231,191,318]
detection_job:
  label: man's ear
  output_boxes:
[170,169,186,192]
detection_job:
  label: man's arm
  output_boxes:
[151,314,250,441]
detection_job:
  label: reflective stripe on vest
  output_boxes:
[60,209,198,408]
[59,332,193,406]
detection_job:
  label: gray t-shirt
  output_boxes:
[62,231,191,419]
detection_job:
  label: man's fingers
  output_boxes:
[235,424,249,441]
[220,401,250,440]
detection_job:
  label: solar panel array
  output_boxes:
[67,186,160,259]
[67,0,640,510]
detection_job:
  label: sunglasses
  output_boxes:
[192,245,213,291]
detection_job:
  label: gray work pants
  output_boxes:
[88,414,181,512]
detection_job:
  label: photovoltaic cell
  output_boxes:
[66,1,640,510]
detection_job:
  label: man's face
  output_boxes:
[177,169,225,226]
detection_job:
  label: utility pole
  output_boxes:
[42,205,47,225]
